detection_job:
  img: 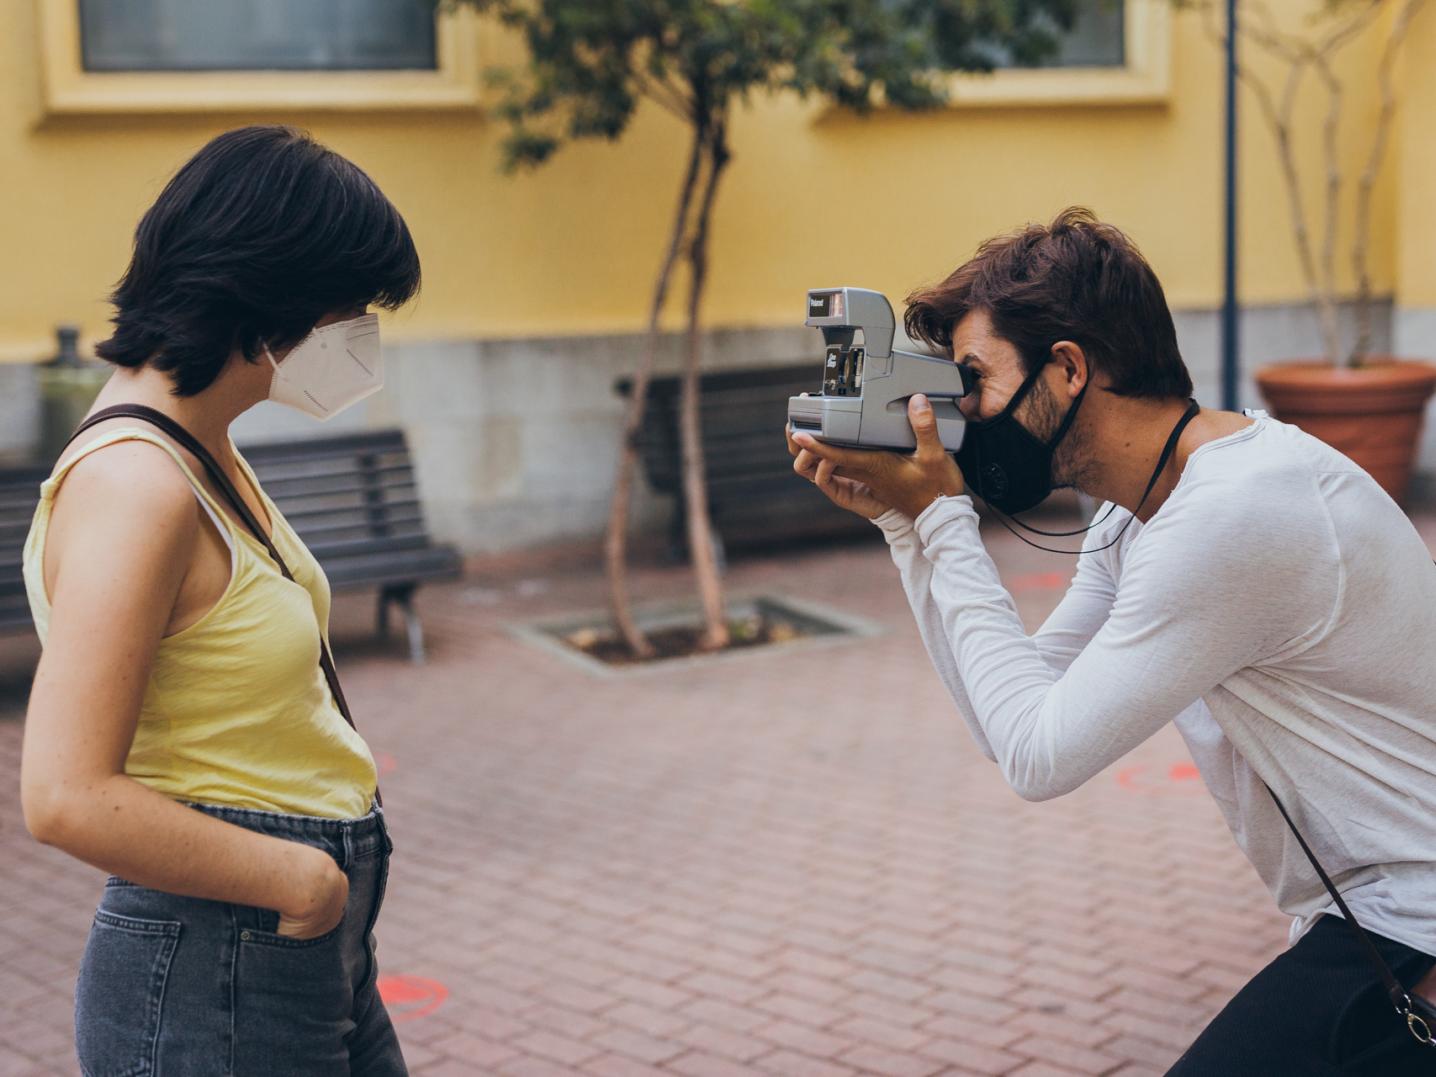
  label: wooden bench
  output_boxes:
[241,429,462,663]
[617,363,877,562]
[0,428,461,664]
[0,464,57,634]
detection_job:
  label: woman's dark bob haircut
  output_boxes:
[97,125,421,396]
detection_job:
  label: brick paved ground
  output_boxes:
[2,505,1434,1077]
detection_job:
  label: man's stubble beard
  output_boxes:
[1025,376,1097,494]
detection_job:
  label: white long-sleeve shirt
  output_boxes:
[878,412,1436,956]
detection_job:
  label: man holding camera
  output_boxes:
[788,208,1436,1073]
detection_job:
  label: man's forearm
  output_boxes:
[876,508,999,762]
[916,496,1118,800]
[914,494,1237,801]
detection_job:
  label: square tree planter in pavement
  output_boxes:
[508,593,884,678]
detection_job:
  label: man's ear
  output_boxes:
[1048,341,1088,401]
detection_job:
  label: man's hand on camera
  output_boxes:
[787,423,892,520]
[788,395,965,521]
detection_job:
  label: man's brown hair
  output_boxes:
[904,207,1193,400]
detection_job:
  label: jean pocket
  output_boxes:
[75,912,180,1077]
[237,913,346,951]
[232,912,352,1074]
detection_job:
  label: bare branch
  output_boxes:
[628,40,697,121]
[1244,0,1310,62]
[1197,0,1330,347]
[1315,0,1383,56]
[633,70,694,121]
[1302,0,1400,364]
[1351,0,1428,362]
[1311,51,1344,363]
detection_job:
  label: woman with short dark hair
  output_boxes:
[20,125,418,1075]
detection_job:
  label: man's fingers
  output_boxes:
[815,458,837,489]
[909,394,944,459]
[791,431,874,473]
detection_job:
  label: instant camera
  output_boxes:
[786,287,971,453]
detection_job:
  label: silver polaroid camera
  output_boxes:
[787,287,971,452]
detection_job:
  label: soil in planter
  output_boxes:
[565,611,807,666]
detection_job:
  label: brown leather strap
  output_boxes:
[62,404,380,804]
[1265,784,1428,1041]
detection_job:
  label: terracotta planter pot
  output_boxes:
[1254,358,1436,503]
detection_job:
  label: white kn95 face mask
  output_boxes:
[263,313,383,421]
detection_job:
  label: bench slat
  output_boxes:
[323,548,462,591]
[278,500,425,527]
[255,462,414,484]
[257,480,414,499]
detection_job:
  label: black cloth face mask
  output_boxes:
[951,365,1201,555]
[954,359,1087,516]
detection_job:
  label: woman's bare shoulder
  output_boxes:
[50,432,201,543]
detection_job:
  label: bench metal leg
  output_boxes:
[710,523,728,578]
[376,590,391,639]
[665,503,688,564]
[377,584,427,664]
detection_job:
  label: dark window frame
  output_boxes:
[77,0,439,74]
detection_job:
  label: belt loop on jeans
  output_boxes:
[341,823,354,870]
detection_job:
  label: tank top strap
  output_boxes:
[46,428,241,552]
[227,437,276,518]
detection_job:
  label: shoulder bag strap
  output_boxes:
[62,405,380,804]
[1265,784,1431,1045]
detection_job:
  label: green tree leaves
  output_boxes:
[453,0,1077,168]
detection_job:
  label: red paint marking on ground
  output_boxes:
[374,752,397,777]
[1117,762,1205,796]
[1006,572,1070,594]
[1115,766,1144,789]
[377,974,448,1023]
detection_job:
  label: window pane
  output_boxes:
[982,0,1125,69]
[78,0,438,72]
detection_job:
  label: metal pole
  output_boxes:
[1221,0,1240,410]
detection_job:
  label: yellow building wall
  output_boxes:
[1395,4,1436,308]
[0,1,1413,363]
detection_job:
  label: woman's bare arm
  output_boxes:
[21,442,346,937]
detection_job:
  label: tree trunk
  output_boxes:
[604,126,706,658]
[1314,59,1345,366]
[678,124,731,652]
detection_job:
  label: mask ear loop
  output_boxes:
[1002,501,1121,539]
[994,377,1110,538]
[974,399,1201,556]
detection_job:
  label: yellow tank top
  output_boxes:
[22,429,377,820]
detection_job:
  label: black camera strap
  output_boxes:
[1265,784,1433,1046]
[61,404,380,806]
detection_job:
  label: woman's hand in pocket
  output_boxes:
[276,843,348,940]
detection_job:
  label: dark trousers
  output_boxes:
[1168,914,1436,1075]
[75,801,406,1076]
